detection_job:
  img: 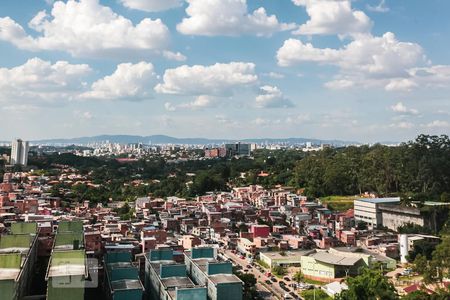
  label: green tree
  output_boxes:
[338,268,398,300]
[272,265,287,276]
[301,289,332,300]
[293,270,304,283]
[233,269,262,300]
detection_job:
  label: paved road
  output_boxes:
[220,249,301,300]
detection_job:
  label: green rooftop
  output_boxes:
[54,232,83,247]
[0,253,22,269]
[10,222,37,235]
[0,235,32,249]
[47,251,86,300]
[57,221,83,233]
[51,250,85,264]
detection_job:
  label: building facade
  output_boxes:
[10,139,29,166]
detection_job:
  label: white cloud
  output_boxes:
[80,62,156,100]
[0,57,91,102]
[177,0,296,36]
[0,0,171,57]
[162,51,187,62]
[119,0,183,12]
[286,114,311,124]
[324,79,355,89]
[277,33,427,90]
[390,102,419,115]
[385,78,418,92]
[165,96,217,111]
[155,62,258,96]
[424,120,450,128]
[366,0,390,13]
[262,72,285,79]
[292,0,372,36]
[164,102,177,112]
[255,85,294,108]
[389,122,414,129]
[74,110,93,120]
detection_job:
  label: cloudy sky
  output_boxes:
[0,0,449,142]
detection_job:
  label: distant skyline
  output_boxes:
[0,0,449,142]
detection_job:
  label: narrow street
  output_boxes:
[219,249,302,300]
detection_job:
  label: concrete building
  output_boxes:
[46,250,87,300]
[259,250,313,268]
[0,228,38,300]
[104,251,144,300]
[300,247,396,282]
[10,139,29,166]
[380,202,450,232]
[46,220,87,300]
[184,247,243,300]
[224,143,251,157]
[354,198,400,228]
[300,251,364,282]
[145,248,207,300]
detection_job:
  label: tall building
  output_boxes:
[224,142,251,157]
[10,139,29,166]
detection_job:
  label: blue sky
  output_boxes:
[0,0,449,142]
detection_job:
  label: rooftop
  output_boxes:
[161,276,195,289]
[47,250,86,278]
[0,253,22,280]
[311,251,361,266]
[260,250,314,260]
[208,274,242,285]
[356,197,400,204]
[110,279,143,291]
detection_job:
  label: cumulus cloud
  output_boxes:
[389,122,414,129]
[119,0,183,12]
[162,51,187,62]
[155,62,258,96]
[390,102,419,115]
[255,85,294,108]
[0,57,91,102]
[80,62,156,100]
[74,110,93,120]
[0,0,172,57]
[292,0,372,36]
[262,72,285,79]
[165,95,217,111]
[277,33,429,90]
[177,0,296,36]
[366,0,390,13]
[424,120,450,128]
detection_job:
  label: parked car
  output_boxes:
[401,268,413,276]
[271,277,277,282]
[284,277,291,281]
[265,280,272,285]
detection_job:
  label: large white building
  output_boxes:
[353,198,400,228]
[10,139,29,166]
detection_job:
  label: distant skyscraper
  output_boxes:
[10,139,29,166]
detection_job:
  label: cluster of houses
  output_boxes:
[0,167,449,299]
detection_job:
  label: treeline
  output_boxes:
[8,134,450,205]
[294,135,450,200]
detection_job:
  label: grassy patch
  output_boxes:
[320,195,355,211]
[303,278,326,286]
[301,289,332,300]
[256,259,269,269]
